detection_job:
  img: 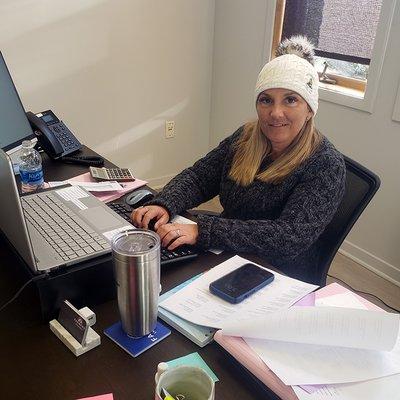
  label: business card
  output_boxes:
[58,300,89,345]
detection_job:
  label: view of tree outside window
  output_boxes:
[314,56,369,81]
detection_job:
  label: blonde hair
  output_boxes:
[229,118,322,186]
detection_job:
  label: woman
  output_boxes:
[132,36,345,283]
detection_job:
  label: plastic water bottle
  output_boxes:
[19,140,44,193]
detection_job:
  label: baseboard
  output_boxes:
[146,174,175,191]
[339,240,400,287]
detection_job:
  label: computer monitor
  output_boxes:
[0,52,35,152]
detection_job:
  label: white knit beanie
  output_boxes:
[255,36,319,114]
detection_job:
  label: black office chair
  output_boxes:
[314,155,380,286]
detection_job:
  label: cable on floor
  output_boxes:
[0,274,48,313]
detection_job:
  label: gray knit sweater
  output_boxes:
[149,127,346,283]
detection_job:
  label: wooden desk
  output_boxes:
[0,148,279,399]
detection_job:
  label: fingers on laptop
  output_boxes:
[157,223,198,250]
[131,205,169,229]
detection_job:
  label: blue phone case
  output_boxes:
[209,274,274,304]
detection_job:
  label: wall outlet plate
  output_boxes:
[165,120,175,138]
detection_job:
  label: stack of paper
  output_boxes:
[220,288,400,399]
[48,172,147,203]
[158,274,217,347]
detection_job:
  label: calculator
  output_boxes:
[89,167,136,181]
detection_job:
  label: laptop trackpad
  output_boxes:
[80,206,122,231]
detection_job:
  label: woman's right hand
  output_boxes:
[131,205,170,230]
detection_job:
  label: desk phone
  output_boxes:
[90,167,135,181]
[26,110,82,159]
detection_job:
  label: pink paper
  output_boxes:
[214,331,299,400]
[77,394,113,400]
[67,172,148,203]
[299,384,326,394]
[293,292,315,307]
[316,282,381,311]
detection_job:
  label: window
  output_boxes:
[271,0,396,112]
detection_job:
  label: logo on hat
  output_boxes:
[305,74,313,93]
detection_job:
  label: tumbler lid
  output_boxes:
[112,229,160,256]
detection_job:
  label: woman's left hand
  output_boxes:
[156,223,199,250]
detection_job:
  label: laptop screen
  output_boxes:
[0,52,35,152]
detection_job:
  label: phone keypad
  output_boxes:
[51,123,79,151]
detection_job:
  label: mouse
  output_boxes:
[125,189,154,208]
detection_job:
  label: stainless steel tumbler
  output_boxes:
[112,229,160,337]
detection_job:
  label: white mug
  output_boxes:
[155,362,215,400]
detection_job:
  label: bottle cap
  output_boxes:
[22,140,34,148]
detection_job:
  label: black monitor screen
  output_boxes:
[0,52,34,152]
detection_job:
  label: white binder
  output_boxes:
[158,274,216,347]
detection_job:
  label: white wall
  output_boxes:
[0,0,215,187]
[210,0,270,147]
[210,0,400,285]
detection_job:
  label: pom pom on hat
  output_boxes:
[255,36,319,114]
[276,35,316,65]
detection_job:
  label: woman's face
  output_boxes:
[256,88,313,155]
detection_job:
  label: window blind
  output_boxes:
[282,0,382,65]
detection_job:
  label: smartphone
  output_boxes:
[209,263,274,304]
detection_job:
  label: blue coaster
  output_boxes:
[104,321,171,357]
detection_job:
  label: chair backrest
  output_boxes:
[314,155,380,286]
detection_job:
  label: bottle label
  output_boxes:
[20,168,44,186]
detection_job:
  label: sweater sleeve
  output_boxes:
[146,129,241,217]
[196,153,346,263]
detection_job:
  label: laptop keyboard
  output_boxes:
[21,193,110,262]
[107,202,199,265]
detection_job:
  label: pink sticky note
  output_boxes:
[77,394,113,400]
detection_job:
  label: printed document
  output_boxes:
[49,180,123,192]
[292,373,400,400]
[245,331,400,385]
[159,255,318,329]
[221,306,400,351]
[232,300,400,386]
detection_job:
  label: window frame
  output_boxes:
[268,0,397,113]
[393,82,400,122]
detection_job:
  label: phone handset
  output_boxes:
[26,110,82,159]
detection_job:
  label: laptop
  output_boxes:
[0,149,133,273]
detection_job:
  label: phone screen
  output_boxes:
[210,263,274,303]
